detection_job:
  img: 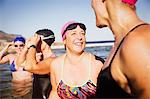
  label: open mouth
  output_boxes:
[75,42,83,46]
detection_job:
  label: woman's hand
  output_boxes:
[6,41,14,48]
[26,34,41,48]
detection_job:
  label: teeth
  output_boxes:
[75,42,82,46]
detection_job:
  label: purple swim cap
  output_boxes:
[14,36,26,44]
[122,0,137,5]
[61,21,77,41]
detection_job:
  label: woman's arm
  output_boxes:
[16,45,28,67]
[25,34,53,74]
[26,48,54,74]
[121,29,150,98]
[49,62,60,99]
[0,42,13,64]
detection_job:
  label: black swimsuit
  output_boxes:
[95,23,149,98]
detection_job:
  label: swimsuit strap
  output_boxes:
[61,54,66,81]
[88,53,92,80]
[10,60,17,72]
[109,23,149,66]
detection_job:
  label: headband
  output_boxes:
[40,35,55,40]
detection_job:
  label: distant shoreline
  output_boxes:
[51,41,114,49]
[0,40,114,50]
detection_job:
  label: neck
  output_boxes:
[109,9,144,43]
[66,51,85,65]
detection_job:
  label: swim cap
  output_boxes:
[61,21,77,41]
[122,0,137,5]
[36,29,55,46]
[13,36,26,44]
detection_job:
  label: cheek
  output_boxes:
[83,36,86,40]
[65,38,75,48]
[66,39,73,45]
[66,36,74,42]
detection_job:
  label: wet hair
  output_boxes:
[13,36,26,44]
[62,22,86,40]
[36,29,55,46]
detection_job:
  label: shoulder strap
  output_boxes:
[109,23,149,66]
[89,53,92,79]
[95,55,105,64]
[61,54,66,80]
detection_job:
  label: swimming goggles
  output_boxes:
[40,35,55,40]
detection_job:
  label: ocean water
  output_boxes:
[0,45,112,98]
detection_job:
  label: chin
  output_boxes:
[73,47,84,54]
[97,24,107,28]
[96,19,107,28]
[74,50,84,55]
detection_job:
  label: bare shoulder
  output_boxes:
[90,53,104,70]
[51,54,65,64]
[90,53,103,83]
[121,24,150,69]
[91,53,104,64]
[121,24,150,62]
[120,24,150,96]
[50,54,66,83]
[51,54,65,71]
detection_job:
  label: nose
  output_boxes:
[77,33,83,40]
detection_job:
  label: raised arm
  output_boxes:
[16,45,28,67]
[0,42,13,64]
[24,34,53,74]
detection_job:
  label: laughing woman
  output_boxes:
[24,21,104,99]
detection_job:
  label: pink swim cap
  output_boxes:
[122,0,137,5]
[61,21,77,41]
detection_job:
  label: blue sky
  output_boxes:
[0,0,150,42]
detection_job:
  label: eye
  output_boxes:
[14,44,24,47]
[14,45,18,47]
[71,32,76,35]
[81,32,85,35]
[19,44,24,47]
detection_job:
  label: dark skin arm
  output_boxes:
[120,26,150,98]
